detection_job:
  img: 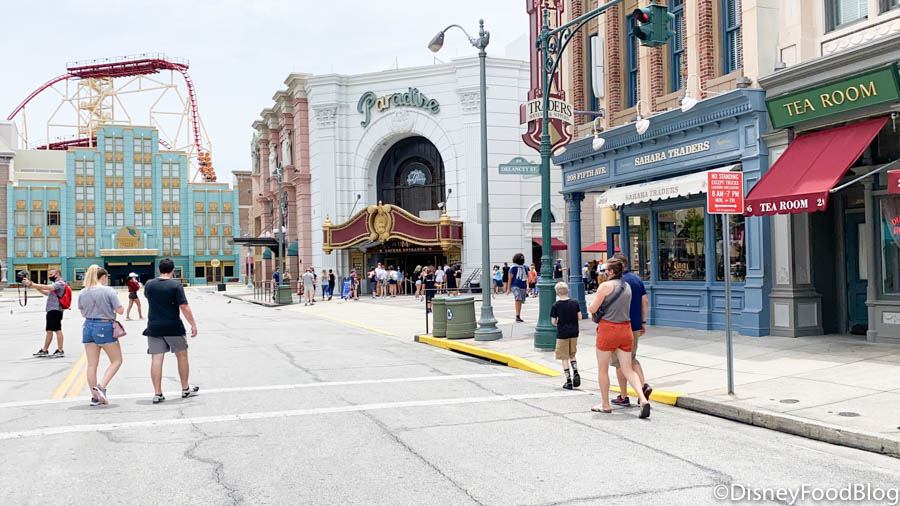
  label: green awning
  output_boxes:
[263,249,273,260]
[287,240,298,256]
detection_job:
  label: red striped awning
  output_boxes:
[532,237,567,251]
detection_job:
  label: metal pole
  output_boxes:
[277,165,285,303]
[723,214,734,395]
[474,19,501,341]
[533,13,557,350]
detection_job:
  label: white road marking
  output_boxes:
[0,390,588,441]
[0,373,516,410]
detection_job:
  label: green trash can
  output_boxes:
[432,296,448,337]
[446,295,476,339]
[275,283,294,305]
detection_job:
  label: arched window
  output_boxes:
[530,209,555,223]
[377,136,445,218]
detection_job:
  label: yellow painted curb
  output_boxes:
[610,386,681,406]
[51,351,87,399]
[417,335,561,377]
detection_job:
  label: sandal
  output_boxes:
[590,405,612,413]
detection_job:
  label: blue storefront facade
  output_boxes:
[554,89,772,336]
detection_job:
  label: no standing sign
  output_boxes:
[707,171,744,214]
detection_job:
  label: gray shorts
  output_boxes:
[511,286,527,302]
[147,335,188,355]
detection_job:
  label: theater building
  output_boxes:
[251,58,566,285]
[5,125,241,286]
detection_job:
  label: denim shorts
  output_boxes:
[82,319,117,345]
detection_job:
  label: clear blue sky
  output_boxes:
[1,0,529,180]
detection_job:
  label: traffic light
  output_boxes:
[633,4,675,47]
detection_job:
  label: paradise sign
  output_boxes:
[357,88,440,127]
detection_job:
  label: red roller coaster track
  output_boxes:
[6,53,205,159]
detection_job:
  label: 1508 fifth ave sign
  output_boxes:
[766,64,900,129]
[357,88,440,127]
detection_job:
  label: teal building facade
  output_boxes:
[7,125,240,286]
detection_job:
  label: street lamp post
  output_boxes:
[533,0,624,349]
[274,164,288,302]
[429,19,502,341]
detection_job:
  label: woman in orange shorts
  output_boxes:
[587,258,650,418]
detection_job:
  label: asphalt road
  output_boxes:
[2,289,900,505]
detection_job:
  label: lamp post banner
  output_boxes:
[522,97,574,123]
[522,0,573,154]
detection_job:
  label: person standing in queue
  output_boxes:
[302,268,315,306]
[143,258,199,404]
[505,254,529,323]
[587,258,649,418]
[328,269,336,301]
[126,273,143,320]
[501,262,510,294]
[423,266,436,313]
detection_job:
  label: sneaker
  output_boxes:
[182,386,200,398]
[50,350,65,359]
[515,316,524,323]
[90,397,100,407]
[92,385,108,405]
[33,349,49,358]
[572,371,581,388]
[611,395,631,407]
[152,394,166,404]
[643,383,653,401]
[562,380,573,390]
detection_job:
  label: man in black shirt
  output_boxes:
[550,281,582,390]
[423,266,436,313]
[143,258,199,404]
[445,265,458,296]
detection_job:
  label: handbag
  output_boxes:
[112,320,127,338]
[592,281,625,324]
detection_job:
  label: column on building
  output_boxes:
[763,130,823,337]
[275,91,299,282]
[0,151,11,286]
[255,124,273,283]
[565,192,587,316]
[287,74,313,275]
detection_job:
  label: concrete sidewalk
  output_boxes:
[219,288,900,456]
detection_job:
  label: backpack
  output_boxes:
[57,283,73,310]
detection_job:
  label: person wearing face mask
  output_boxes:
[24,268,69,359]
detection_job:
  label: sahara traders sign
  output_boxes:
[766,64,900,129]
[357,88,440,127]
[633,140,711,167]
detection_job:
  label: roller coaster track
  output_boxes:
[6,54,205,158]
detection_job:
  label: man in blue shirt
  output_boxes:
[610,253,652,406]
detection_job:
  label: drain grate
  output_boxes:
[837,412,861,417]
[779,399,800,404]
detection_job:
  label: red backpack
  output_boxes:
[58,283,73,310]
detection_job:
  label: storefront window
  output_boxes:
[627,214,650,280]
[657,207,706,281]
[714,214,747,282]
[880,197,900,294]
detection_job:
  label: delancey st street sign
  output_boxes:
[765,64,900,129]
[498,156,540,176]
